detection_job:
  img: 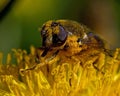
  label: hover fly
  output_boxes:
[20,20,110,73]
[40,20,105,57]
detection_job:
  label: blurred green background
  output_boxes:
[0,0,120,58]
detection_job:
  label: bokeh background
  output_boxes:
[0,0,120,59]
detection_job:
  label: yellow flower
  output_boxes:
[0,43,120,96]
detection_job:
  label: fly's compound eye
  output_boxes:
[52,25,68,47]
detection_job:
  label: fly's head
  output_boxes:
[41,20,68,48]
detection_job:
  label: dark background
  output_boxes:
[0,0,120,56]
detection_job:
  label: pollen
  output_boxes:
[0,45,120,96]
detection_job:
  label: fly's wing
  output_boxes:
[56,20,91,37]
[90,32,112,49]
[86,32,114,57]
